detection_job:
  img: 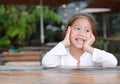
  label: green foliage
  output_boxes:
[0,5,62,51]
[0,5,40,50]
[0,36,10,46]
[94,39,104,49]
[43,6,62,24]
[94,39,109,49]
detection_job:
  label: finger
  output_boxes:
[91,33,95,41]
[66,26,71,37]
[67,26,71,34]
[90,33,95,45]
[63,26,71,46]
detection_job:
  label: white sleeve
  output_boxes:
[42,42,67,67]
[92,48,118,67]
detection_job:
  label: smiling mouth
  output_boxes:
[75,38,85,44]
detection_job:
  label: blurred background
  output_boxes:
[0,0,120,65]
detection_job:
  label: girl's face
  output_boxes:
[70,17,93,49]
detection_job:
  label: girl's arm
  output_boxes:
[84,33,118,67]
[92,48,118,67]
[42,42,67,67]
[42,27,71,67]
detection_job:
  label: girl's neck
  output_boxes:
[69,45,84,61]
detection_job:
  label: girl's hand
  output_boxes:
[61,26,71,47]
[84,33,95,54]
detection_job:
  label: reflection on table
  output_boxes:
[0,66,120,84]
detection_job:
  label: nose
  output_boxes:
[78,29,85,36]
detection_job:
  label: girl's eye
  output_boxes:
[74,27,80,31]
[85,29,90,32]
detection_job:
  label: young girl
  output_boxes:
[42,13,118,67]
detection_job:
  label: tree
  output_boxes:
[0,5,62,52]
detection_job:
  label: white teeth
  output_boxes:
[76,38,84,44]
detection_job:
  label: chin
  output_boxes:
[75,45,83,49]
[71,41,83,49]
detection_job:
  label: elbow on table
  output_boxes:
[103,59,118,67]
[111,60,118,67]
[42,59,59,67]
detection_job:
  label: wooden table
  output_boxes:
[0,66,120,84]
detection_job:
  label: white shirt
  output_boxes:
[42,42,118,67]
